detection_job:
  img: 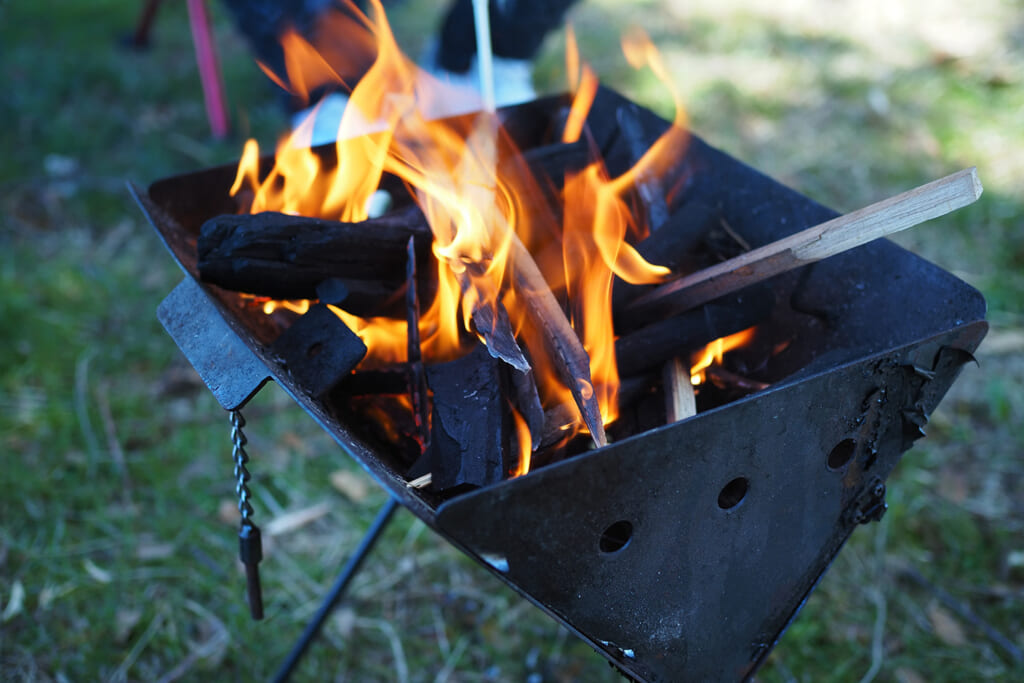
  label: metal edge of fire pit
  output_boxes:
[129,182,442,523]
[434,321,987,682]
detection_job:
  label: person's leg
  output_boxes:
[436,0,581,73]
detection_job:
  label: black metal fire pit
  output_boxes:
[133,87,986,682]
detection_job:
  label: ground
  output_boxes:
[1,0,1022,681]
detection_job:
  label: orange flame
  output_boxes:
[232,2,695,456]
[689,328,757,386]
[510,408,533,477]
[557,29,685,427]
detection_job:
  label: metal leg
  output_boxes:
[272,497,400,683]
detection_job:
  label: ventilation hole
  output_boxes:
[599,520,633,553]
[827,438,856,470]
[306,342,324,359]
[717,477,749,510]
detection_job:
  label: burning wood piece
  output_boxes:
[616,285,774,378]
[539,403,579,451]
[270,303,367,397]
[424,345,512,493]
[510,234,607,448]
[509,367,545,449]
[469,299,530,372]
[663,357,696,423]
[405,237,430,446]
[196,204,432,312]
[627,167,983,322]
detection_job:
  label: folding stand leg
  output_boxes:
[273,496,400,683]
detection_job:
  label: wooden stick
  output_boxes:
[510,234,608,448]
[406,473,433,489]
[627,167,983,321]
[663,358,696,423]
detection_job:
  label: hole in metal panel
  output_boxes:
[306,341,324,359]
[827,438,856,471]
[599,520,633,553]
[718,477,749,510]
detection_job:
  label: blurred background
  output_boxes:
[1,0,1022,680]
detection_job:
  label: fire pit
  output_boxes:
[132,79,986,680]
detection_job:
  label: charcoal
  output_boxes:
[425,345,511,493]
[270,303,367,397]
[196,205,432,304]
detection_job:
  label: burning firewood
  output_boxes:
[509,234,608,448]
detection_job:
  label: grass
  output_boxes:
[2,0,1022,681]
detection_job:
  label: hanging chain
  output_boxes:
[230,409,264,620]
[231,409,254,523]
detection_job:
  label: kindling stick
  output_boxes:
[663,357,697,423]
[626,167,983,321]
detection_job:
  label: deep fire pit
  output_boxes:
[133,87,986,682]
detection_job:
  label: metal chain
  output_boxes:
[230,408,264,620]
[230,409,254,524]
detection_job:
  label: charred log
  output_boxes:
[196,205,433,312]
[616,285,774,378]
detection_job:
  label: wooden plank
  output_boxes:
[626,168,983,321]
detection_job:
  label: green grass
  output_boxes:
[2,0,1023,681]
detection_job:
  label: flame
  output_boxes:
[232,1,695,445]
[689,328,757,386]
[562,26,598,145]
[262,299,312,315]
[556,29,685,427]
[510,407,532,477]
